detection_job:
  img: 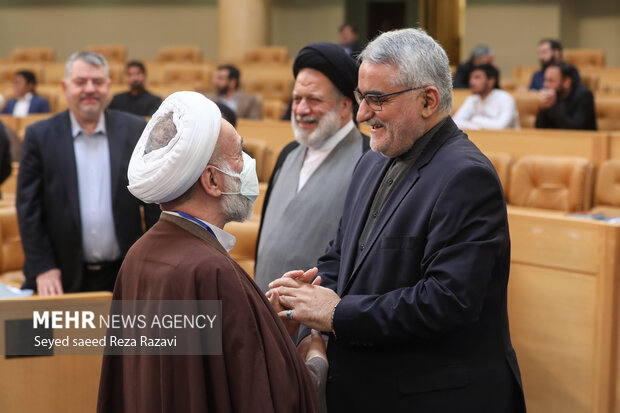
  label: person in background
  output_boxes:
[1,70,50,116]
[339,23,362,58]
[452,45,494,89]
[535,61,596,130]
[207,65,262,120]
[17,51,160,296]
[108,60,162,116]
[453,64,519,130]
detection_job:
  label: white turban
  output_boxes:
[127,91,221,204]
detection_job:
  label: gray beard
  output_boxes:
[292,108,342,149]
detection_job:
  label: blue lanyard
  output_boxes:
[173,211,216,239]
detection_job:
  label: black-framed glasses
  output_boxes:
[354,85,426,111]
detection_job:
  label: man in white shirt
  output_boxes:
[255,42,369,292]
[453,64,520,130]
[1,70,50,117]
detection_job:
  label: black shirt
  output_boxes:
[108,90,162,117]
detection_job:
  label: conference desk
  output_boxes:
[507,207,620,413]
[0,291,111,413]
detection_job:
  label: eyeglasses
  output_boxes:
[354,86,426,111]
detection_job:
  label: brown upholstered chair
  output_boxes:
[262,99,288,120]
[162,63,212,89]
[564,49,606,68]
[595,95,620,132]
[156,46,201,63]
[485,152,514,197]
[590,159,620,217]
[0,162,18,195]
[0,207,25,286]
[512,91,539,129]
[85,44,127,63]
[225,220,260,278]
[9,47,55,63]
[508,155,593,212]
[243,47,288,65]
[242,139,272,182]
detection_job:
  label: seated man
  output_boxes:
[208,65,262,120]
[1,70,50,116]
[453,45,493,89]
[529,38,579,91]
[108,61,162,116]
[453,64,519,130]
[97,91,321,413]
[535,61,596,130]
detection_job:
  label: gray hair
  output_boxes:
[65,51,109,79]
[145,112,176,154]
[471,45,493,60]
[359,28,453,114]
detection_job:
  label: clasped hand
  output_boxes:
[267,267,341,333]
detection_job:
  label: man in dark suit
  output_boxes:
[270,28,525,412]
[1,70,50,116]
[17,51,160,296]
[535,61,596,130]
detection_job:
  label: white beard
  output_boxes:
[292,108,341,149]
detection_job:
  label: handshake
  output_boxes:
[265,267,341,362]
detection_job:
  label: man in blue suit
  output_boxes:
[270,28,526,412]
[17,52,159,296]
[1,70,50,116]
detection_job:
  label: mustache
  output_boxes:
[79,93,101,101]
[294,115,319,123]
[366,118,385,128]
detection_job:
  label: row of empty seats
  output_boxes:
[3,45,291,65]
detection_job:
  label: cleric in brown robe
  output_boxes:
[97,92,321,412]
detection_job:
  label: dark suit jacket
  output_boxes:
[16,109,160,292]
[303,118,525,412]
[1,95,50,114]
[535,82,596,130]
[0,120,12,197]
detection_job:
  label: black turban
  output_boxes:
[293,42,359,101]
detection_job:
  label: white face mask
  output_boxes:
[213,152,260,202]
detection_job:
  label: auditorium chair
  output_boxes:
[41,62,66,85]
[589,159,620,217]
[512,91,539,128]
[597,69,620,94]
[225,220,260,277]
[579,72,599,93]
[564,48,606,68]
[262,98,287,120]
[243,46,288,65]
[508,155,593,212]
[9,47,55,63]
[506,66,538,91]
[242,138,272,182]
[450,89,470,115]
[0,162,18,197]
[244,76,293,105]
[143,61,167,85]
[485,152,514,198]
[162,63,212,89]
[594,94,620,131]
[18,114,53,140]
[155,46,201,63]
[251,182,268,221]
[0,207,25,287]
[85,44,127,63]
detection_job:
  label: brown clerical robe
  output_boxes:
[97,213,319,413]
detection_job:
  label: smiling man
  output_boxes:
[269,28,526,412]
[17,51,160,295]
[255,42,369,293]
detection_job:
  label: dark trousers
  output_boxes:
[81,261,122,292]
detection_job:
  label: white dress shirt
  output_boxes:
[162,211,237,252]
[12,92,33,117]
[298,120,354,192]
[453,89,520,130]
[71,113,121,263]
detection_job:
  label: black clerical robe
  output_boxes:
[97,213,318,412]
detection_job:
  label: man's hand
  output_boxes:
[36,269,63,296]
[270,276,341,332]
[305,330,328,363]
[538,88,556,109]
[266,288,300,335]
